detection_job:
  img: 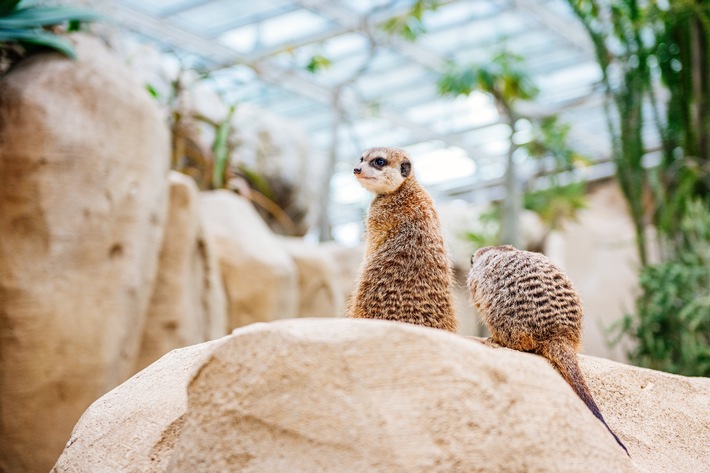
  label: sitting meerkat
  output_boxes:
[347,147,457,332]
[468,245,628,454]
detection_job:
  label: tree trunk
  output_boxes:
[318,92,341,241]
[499,104,522,247]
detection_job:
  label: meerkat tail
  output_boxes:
[540,344,629,455]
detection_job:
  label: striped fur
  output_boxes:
[468,245,628,454]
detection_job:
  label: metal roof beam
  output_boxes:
[510,0,593,55]
[293,0,448,69]
[105,2,241,66]
[157,0,217,18]
[106,2,461,148]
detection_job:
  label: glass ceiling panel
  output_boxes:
[99,0,652,230]
[121,0,188,16]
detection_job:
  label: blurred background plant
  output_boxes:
[438,52,588,248]
[0,0,99,72]
[380,0,440,41]
[612,199,710,376]
[148,71,300,235]
[568,0,710,375]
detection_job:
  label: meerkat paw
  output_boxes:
[482,337,503,348]
[466,336,503,348]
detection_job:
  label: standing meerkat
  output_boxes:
[467,245,628,454]
[347,147,457,332]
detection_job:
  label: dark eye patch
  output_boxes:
[374,157,387,167]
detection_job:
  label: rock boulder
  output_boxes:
[136,172,228,372]
[200,190,298,329]
[0,35,169,472]
[54,318,710,473]
[279,237,347,318]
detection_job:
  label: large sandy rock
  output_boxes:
[136,172,228,371]
[54,318,709,473]
[279,237,346,318]
[0,35,169,472]
[200,190,298,329]
[52,338,225,473]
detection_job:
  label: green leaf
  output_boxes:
[145,83,160,99]
[0,28,76,57]
[212,105,236,189]
[305,54,331,73]
[0,6,100,29]
[0,0,22,16]
[67,19,81,32]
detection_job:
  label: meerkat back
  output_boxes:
[468,245,583,352]
[468,245,628,454]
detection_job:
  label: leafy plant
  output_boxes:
[437,52,539,109]
[380,0,440,41]
[566,0,710,266]
[613,199,710,376]
[211,105,236,189]
[462,206,501,250]
[568,0,710,376]
[0,0,100,60]
[524,182,587,230]
[438,51,585,245]
[524,116,590,171]
[305,54,331,73]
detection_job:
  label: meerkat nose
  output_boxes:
[353,167,362,174]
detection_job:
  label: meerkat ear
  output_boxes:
[400,160,411,177]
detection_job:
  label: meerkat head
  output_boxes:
[353,147,413,195]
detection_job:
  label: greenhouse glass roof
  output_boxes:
[97,0,651,232]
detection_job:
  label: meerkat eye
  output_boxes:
[374,157,386,167]
[360,157,363,162]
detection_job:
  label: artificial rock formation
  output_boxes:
[0,35,170,472]
[318,241,365,313]
[53,318,709,473]
[200,190,298,329]
[279,237,348,318]
[136,172,228,372]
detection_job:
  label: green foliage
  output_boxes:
[614,199,710,376]
[437,51,539,106]
[145,83,160,100]
[305,54,331,73]
[462,207,500,250]
[439,52,586,243]
[566,0,710,266]
[523,116,591,170]
[522,116,590,229]
[0,0,100,59]
[212,105,236,189]
[569,0,710,376]
[380,0,439,41]
[524,182,587,230]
